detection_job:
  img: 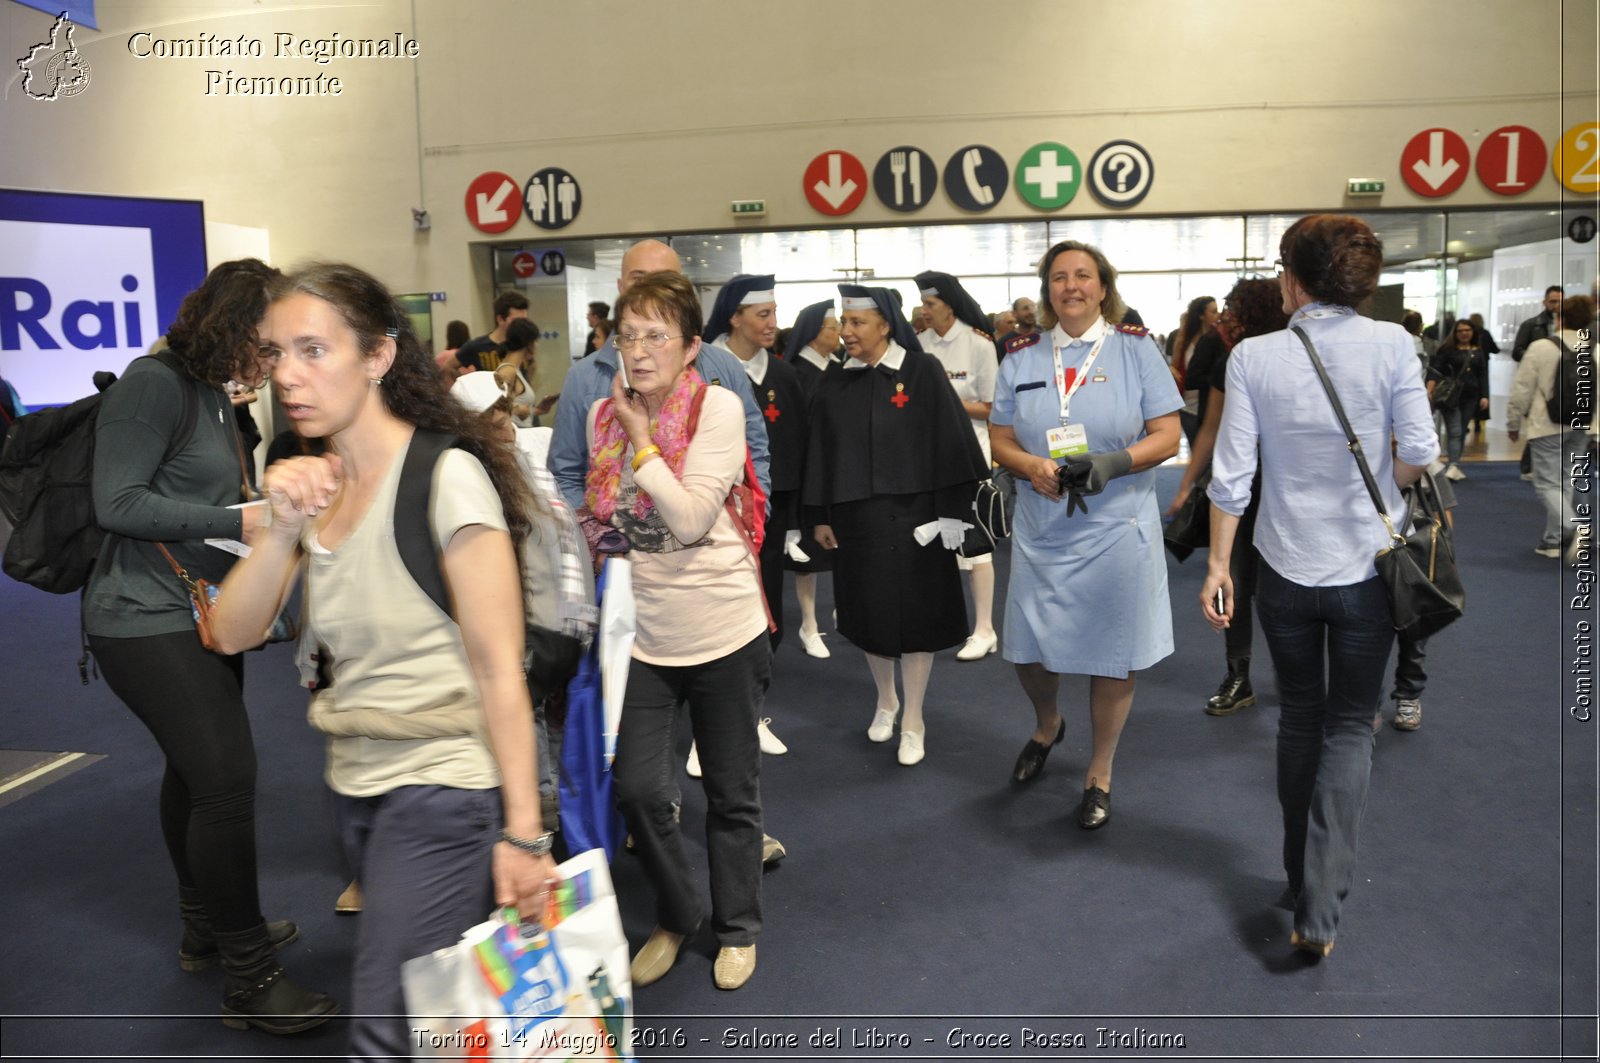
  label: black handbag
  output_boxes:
[1162,466,1211,562]
[1293,326,1464,641]
[1429,353,1470,409]
[961,478,1008,559]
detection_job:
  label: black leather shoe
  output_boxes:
[1076,783,1110,830]
[1204,659,1255,716]
[1011,717,1066,784]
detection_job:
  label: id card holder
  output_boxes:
[1046,423,1089,459]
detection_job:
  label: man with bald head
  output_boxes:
[548,239,770,511]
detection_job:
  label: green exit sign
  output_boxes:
[1346,179,1385,196]
[731,199,766,216]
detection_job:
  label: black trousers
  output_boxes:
[612,633,768,946]
[89,630,263,932]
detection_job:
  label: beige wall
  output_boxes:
[4,0,1594,335]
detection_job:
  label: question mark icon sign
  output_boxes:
[1088,140,1154,207]
[1106,153,1136,191]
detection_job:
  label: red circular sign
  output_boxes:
[1476,125,1548,196]
[1400,128,1469,198]
[465,171,521,234]
[511,251,537,278]
[802,150,868,216]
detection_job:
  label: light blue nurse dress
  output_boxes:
[991,321,1183,677]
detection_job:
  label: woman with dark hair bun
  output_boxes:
[84,258,338,1034]
[208,262,555,1055]
[1202,215,1437,958]
[1168,295,1218,443]
[1167,278,1289,716]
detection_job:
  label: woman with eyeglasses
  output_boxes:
[585,271,770,992]
[1202,215,1437,958]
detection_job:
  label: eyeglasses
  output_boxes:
[615,330,682,352]
[1273,258,1285,275]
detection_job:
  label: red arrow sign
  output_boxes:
[465,171,520,233]
[511,251,537,278]
[803,150,867,216]
[1476,125,1547,196]
[1400,129,1469,198]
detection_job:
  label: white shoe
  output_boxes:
[897,729,925,766]
[867,707,898,743]
[798,629,831,658]
[757,718,788,755]
[1444,464,1466,481]
[686,743,702,778]
[955,631,998,661]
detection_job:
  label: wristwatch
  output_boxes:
[499,829,554,855]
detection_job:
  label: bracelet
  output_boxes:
[499,829,554,855]
[631,444,662,472]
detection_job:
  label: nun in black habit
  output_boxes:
[777,298,842,657]
[803,284,988,766]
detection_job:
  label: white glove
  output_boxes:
[912,520,942,547]
[938,517,973,550]
[783,528,810,563]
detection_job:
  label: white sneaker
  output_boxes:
[798,629,831,658]
[867,706,898,743]
[1393,698,1422,731]
[1535,545,1562,558]
[757,718,788,755]
[955,631,998,661]
[897,729,925,766]
[686,743,702,778]
[1444,464,1467,481]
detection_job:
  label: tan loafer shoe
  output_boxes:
[630,926,692,988]
[334,879,363,914]
[713,945,756,990]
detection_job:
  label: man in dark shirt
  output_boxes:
[994,296,1040,357]
[581,300,609,357]
[1513,286,1563,362]
[454,291,529,372]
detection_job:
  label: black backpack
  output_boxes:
[1547,338,1594,430]
[0,351,197,594]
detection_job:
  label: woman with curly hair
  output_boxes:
[1166,277,1289,715]
[1202,215,1437,957]
[84,259,337,1034]
[209,262,555,1055]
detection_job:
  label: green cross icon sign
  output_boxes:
[1016,142,1082,210]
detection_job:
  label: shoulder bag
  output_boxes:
[1292,326,1464,641]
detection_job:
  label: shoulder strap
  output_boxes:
[1290,325,1404,547]
[394,428,459,618]
[147,350,200,465]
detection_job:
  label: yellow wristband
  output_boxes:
[631,444,662,472]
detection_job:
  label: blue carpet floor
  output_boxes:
[0,461,1593,1062]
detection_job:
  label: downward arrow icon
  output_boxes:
[475,180,514,224]
[1411,131,1460,190]
[812,153,858,209]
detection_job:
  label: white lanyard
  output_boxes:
[1053,333,1107,425]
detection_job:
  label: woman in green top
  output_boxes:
[83,259,336,1035]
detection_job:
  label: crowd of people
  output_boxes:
[57,212,1594,1057]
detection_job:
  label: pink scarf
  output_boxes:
[585,369,703,522]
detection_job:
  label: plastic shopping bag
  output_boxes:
[402,848,634,1060]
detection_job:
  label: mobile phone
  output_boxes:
[617,360,634,399]
[1213,588,1226,616]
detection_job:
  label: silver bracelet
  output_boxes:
[499,829,554,855]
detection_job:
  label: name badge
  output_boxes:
[1046,423,1089,459]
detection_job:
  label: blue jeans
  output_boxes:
[1529,430,1585,548]
[1256,562,1395,944]
[1440,405,1465,465]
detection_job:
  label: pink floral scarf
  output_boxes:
[585,368,703,522]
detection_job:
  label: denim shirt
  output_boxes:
[1208,303,1438,586]
[547,336,770,511]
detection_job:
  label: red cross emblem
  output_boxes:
[890,382,909,408]
[764,402,781,423]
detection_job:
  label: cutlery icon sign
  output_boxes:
[908,151,922,202]
[890,150,907,206]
